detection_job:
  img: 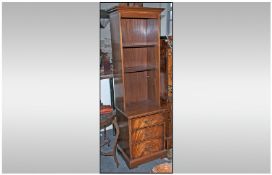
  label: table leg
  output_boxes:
[100,117,119,168]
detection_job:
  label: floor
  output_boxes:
[100,129,171,173]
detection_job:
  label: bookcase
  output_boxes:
[108,6,167,168]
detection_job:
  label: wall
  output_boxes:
[174,2,270,173]
[3,2,99,172]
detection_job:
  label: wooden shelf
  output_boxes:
[125,65,156,73]
[125,100,163,117]
[123,42,157,48]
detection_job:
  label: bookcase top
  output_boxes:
[107,6,164,14]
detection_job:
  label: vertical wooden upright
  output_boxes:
[108,6,167,168]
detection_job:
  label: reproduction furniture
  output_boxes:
[100,110,120,167]
[108,6,167,168]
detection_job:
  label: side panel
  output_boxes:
[109,12,125,111]
[116,110,130,158]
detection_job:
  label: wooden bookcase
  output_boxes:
[108,6,167,168]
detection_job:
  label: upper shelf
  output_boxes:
[125,65,156,73]
[123,42,157,48]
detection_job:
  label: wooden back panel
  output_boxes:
[147,19,160,106]
[124,71,148,104]
[121,19,147,45]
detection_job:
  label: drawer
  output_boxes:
[131,125,163,142]
[132,138,163,159]
[131,113,164,129]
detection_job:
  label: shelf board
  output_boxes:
[123,42,157,48]
[125,100,163,117]
[125,65,156,73]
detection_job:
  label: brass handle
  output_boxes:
[144,119,153,125]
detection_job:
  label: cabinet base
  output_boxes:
[117,144,167,169]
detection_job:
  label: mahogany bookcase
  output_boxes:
[108,6,168,168]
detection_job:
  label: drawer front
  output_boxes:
[131,125,163,142]
[132,138,163,159]
[131,113,164,129]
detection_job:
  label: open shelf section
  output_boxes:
[123,42,157,48]
[125,65,156,73]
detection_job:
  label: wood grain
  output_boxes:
[131,113,164,129]
[124,71,148,104]
[132,138,163,159]
[121,18,147,45]
[131,125,163,142]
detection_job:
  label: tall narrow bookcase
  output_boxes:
[108,6,167,168]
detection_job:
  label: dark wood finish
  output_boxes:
[108,6,167,168]
[125,65,156,73]
[117,145,167,169]
[124,101,166,118]
[132,138,163,159]
[123,42,157,48]
[131,125,164,142]
[131,113,164,129]
[116,110,130,158]
[108,6,162,19]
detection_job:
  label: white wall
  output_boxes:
[100,79,111,105]
[3,3,99,172]
[174,2,270,173]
